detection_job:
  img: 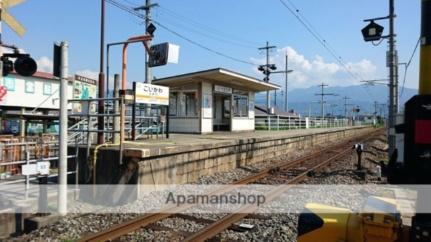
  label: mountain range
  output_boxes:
[255,85,418,117]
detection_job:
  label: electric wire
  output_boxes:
[155,14,258,49]
[105,0,255,66]
[158,6,259,48]
[400,37,421,98]
[152,20,256,65]
[279,0,361,82]
[279,0,376,101]
[121,0,139,8]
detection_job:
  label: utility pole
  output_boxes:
[97,0,106,144]
[343,96,352,118]
[258,42,277,113]
[135,0,158,84]
[387,0,398,157]
[361,0,398,158]
[315,83,336,119]
[268,53,293,112]
[330,104,338,117]
[58,41,68,215]
[285,54,288,112]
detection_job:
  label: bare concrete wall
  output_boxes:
[133,127,374,186]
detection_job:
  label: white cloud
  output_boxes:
[250,46,379,89]
[36,56,53,73]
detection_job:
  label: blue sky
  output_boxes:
[4,0,421,91]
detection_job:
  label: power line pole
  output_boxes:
[315,83,336,119]
[387,0,398,157]
[135,0,158,84]
[330,104,337,117]
[361,0,398,158]
[58,41,68,215]
[98,0,106,144]
[285,55,288,112]
[258,41,277,113]
[343,96,352,118]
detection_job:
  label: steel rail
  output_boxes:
[182,131,382,242]
[78,128,383,242]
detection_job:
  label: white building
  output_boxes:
[154,68,279,133]
[0,72,97,136]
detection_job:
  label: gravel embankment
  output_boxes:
[7,134,388,242]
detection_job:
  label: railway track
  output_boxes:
[78,129,383,242]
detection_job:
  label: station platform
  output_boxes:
[122,127,367,157]
[91,126,376,186]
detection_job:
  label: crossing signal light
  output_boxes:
[2,53,38,77]
[2,57,14,76]
[14,56,37,76]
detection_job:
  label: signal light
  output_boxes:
[2,57,14,76]
[14,56,37,76]
[1,53,38,77]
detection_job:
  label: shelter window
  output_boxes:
[233,95,248,117]
[185,92,198,117]
[169,92,178,116]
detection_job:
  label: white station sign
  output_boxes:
[134,82,170,106]
[22,162,50,176]
[214,85,232,94]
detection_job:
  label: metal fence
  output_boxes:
[68,98,168,145]
[255,115,368,131]
[0,135,78,196]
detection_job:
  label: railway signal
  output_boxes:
[1,52,37,76]
[1,0,26,37]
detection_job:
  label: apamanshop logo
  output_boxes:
[165,192,266,207]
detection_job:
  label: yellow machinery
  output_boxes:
[299,0,431,241]
[298,197,403,242]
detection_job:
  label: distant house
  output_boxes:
[254,105,300,118]
[0,72,97,136]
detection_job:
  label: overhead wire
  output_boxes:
[152,20,256,65]
[158,6,260,48]
[400,37,421,98]
[279,0,376,101]
[105,0,255,66]
[155,14,258,49]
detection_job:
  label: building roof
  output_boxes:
[153,68,279,92]
[10,71,56,80]
[9,71,97,85]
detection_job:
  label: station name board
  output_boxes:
[214,85,232,94]
[134,82,169,106]
[75,74,97,85]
